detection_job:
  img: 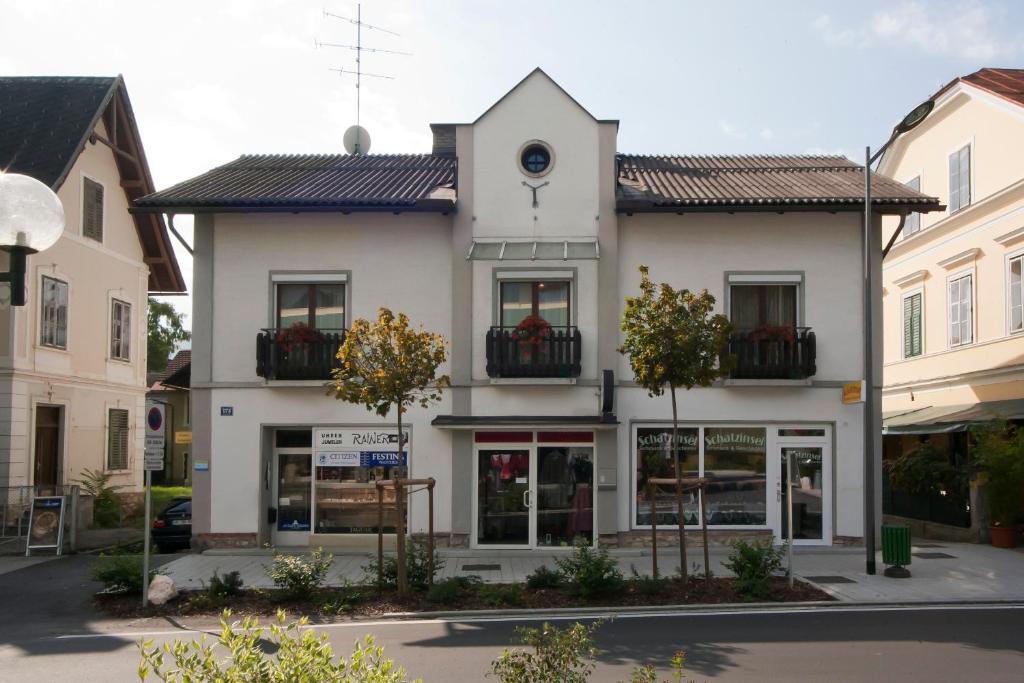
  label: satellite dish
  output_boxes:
[343,125,372,155]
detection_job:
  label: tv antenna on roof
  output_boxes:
[316,3,411,154]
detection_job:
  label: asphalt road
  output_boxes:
[0,558,1022,681]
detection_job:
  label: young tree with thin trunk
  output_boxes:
[327,308,449,594]
[619,266,733,580]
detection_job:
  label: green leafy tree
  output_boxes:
[138,610,419,682]
[147,298,190,373]
[327,308,449,593]
[619,266,733,579]
[971,422,1024,526]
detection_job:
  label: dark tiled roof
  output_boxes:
[150,349,191,389]
[135,154,457,212]
[937,67,1024,108]
[616,154,941,212]
[0,76,117,188]
[0,76,186,293]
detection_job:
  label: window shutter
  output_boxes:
[107,408,129,470]
[904,293,921,358]
[959,146,971,209]
[911,293,922,356]
[948,152,960,212]
[83,178,104,241]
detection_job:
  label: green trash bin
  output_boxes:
[881,523,912,578]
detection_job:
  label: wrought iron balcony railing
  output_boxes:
[485,325,582,379]
[727,326,816,380]
[256,328,345,381]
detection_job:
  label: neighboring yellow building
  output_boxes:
[880,68,1024,433]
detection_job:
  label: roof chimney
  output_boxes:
[430,124,456,158]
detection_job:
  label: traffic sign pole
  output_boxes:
[142,468,151,607]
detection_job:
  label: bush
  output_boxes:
[884,441,965,497]
[525,565,562,590]
[268,547,333,600]
[76,468,124,528]
[362,539,444,592]
[426,576,480,605]
[628,651,690,683]
[972,422,1024,525]
[207,570,244,599]
[479,584,522,608]
[555,541,624,599]
[722,538,785,600]
[490,621,601,683]
[91,554,156,594]
[138,610,420,682]
[630,566,668,597]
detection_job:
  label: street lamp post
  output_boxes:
[862,99,934,575]
[0,173,66,306]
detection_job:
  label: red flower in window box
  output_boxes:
[275,322,325,353]
[514,315,552,345]
[748,324,796,344]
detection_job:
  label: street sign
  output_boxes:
[174,431,192,444]
[221,406,234,416]
[841,380,864,404]
[144,450,164,471]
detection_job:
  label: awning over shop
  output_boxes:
[431,414,618,429]
[882,398,1024,435]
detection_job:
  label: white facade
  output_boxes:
[183,70,880,550]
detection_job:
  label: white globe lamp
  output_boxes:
[0,172,66,306]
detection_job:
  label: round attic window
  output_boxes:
[519,141,553,177]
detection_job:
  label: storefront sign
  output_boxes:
[842,381,864,404]
[703,429,766,453]
[26,496,65,554]
[315,451,361,467]
[313,427,409,468]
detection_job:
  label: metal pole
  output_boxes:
[376,483,384,589]
[396,481,407,595]
[427,478,435,587]
[787,450,794,589]
[864,146,877,575]
[700,481,710,587]
[142,469,151,607]
[649,480,658,579]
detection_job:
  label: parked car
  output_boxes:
[151,497,191,552]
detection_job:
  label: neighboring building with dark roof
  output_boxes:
[0,76,186,494]
[135,68,940,551]
[878,67,1024,539]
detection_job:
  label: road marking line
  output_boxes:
[51,603,1024,640]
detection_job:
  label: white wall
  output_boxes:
[211,212,453,383]
[472,72,601,239]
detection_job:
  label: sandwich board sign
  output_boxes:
[25,495,66,556]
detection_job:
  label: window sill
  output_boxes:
[723,379,812,387]
[488,377,578,386]
[35,344,70,355]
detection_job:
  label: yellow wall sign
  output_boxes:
[842,381,864,404]
[174,431,193,445]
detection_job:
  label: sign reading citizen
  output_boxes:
[313,427,409,467]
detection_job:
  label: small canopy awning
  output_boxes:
[882,398,1024,435]
[432,414,618,429]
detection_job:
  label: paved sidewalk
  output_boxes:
[160,540,1024,604]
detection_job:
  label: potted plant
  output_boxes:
[971,422,1024,548]
[514,314,552,363]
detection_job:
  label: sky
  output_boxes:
[3,0,1023,330]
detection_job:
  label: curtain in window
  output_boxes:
[730,284,797,328]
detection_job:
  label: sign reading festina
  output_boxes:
[313,427,409,468]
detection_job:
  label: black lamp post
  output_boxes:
[0,173,66,306]
[862,98,934,575]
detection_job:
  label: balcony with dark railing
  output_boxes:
[256,328,345,380]
[485,325,582,379]
[726,326,816,380]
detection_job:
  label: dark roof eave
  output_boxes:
[131,199,457,215]
[616,199,944,214]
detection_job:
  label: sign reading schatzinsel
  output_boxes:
[313,427,409,467]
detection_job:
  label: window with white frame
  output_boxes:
[110,299,131,361]
[903,176,921,238]
[107,408,129,470]
[948,273,973,347]
[1010,254,1024,334]
[902,290,923,358]
[82,176,104,241]
[948,145,971,213]
[40,276,68,348]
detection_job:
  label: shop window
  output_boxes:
[635,427,700,526]
[536,446,593,547]
[703,427,767,526]
[276,282,345,330]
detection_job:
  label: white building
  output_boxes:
[136,69,938,550]
[0,76,186,495]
